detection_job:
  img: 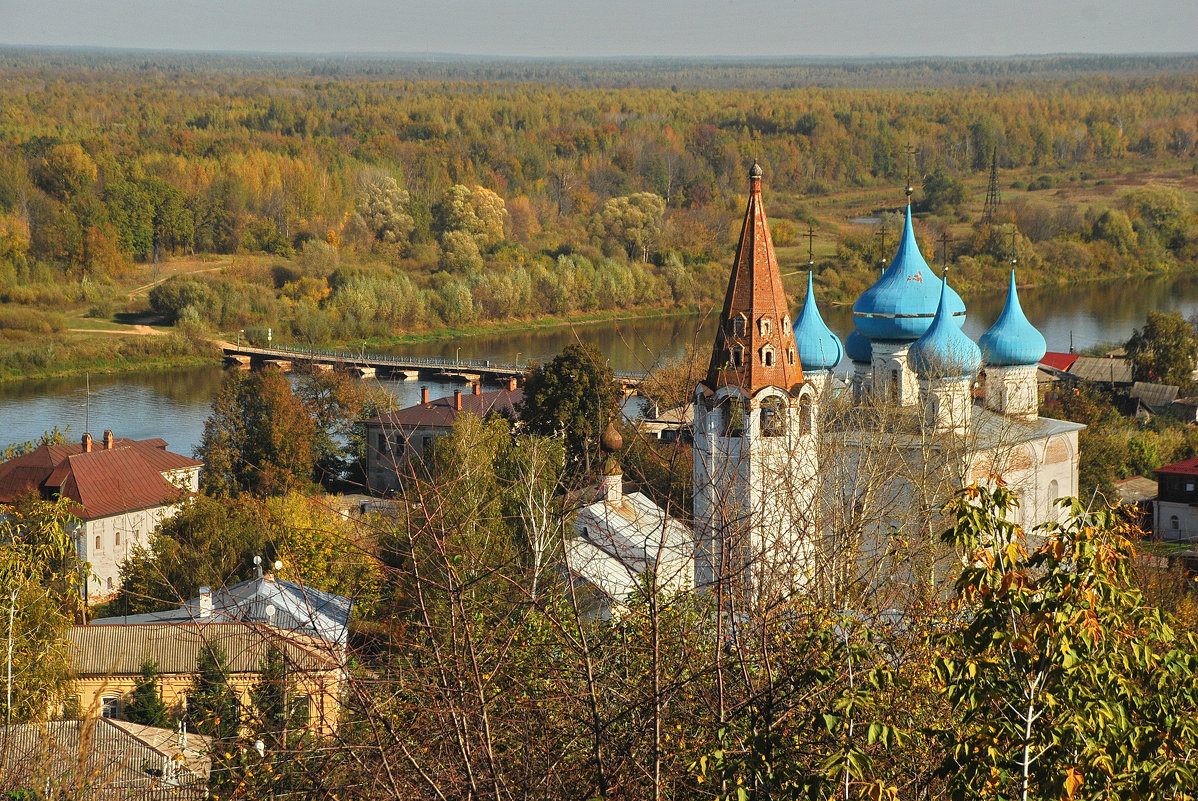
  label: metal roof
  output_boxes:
[0,437,199,519]
[1129,381,1179,409]
[69,622,340,676]
[979,271,1047,367]
[1067,356,1133,385]
[1039,352,1080,372]
[1115,476,1158,503]
[794,272,844,371]
[1156,456,1198,478]
[0,719,209,800]
[364,387,523,430]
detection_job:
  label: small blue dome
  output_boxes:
[910,275,981,379]
[845,329,872,363]
[794,272,844,371]
[852,206,966,340]
[979,271,1047,367]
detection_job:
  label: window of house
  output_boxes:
[227,695,241,727]
[106,577,113,591]
[1187,482,1194,494]
[1172,515,1180,530]
[95,535,101,551]
[101,696,120,719]
[114,531,121,547]
[759,317,772,337]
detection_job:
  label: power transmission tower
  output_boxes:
[981,149,1001,225]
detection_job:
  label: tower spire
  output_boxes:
[703,163,803,394]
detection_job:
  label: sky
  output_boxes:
[2,0,1195,58]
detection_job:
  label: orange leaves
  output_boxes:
[1064,766,1085,799]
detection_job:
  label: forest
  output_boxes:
[0,49,1196,382]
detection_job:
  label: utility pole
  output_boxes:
[982,149,1002,226]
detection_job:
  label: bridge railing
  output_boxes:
[225,343,643,382]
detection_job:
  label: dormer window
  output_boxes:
[759,316,772,337]
[761,345,775,367]
[782,315,791,334]
[732,345,744,367]
[733,314,747,337]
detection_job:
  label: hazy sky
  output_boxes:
[3,0,1195,58]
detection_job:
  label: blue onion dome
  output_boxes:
[852,206,966,341]
[979,270,1047,367]
[910,274,981,379]
[794,272,844,371]
[845,329,872,363]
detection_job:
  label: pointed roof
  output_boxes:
[794,272,844,371]
[852,205,966,341]
[703,163,803,394]
[980,271,1047,367]
[910,274,982,379]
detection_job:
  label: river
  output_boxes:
[4,273,1198,457]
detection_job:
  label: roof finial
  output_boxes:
[904,143,917,205]
[749,159,763,180]
[805,223,816,268]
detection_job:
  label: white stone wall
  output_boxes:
[77,504,182,603]
[870,341,920,407]
[984,364,1040,420]
[1156,501,1198,541]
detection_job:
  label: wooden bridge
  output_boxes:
[222,344,645,390]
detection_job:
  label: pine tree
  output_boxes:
[123,659,169,727]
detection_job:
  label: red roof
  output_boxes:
[1040,351,1079,372]
[0,437,200,519]
[1156,456,1198,477]
[366,387,524,430]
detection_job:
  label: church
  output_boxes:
[566,162,1082,615]
[690,162,1083,607]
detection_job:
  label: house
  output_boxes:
[565,439,694,619]
[91,571,355,646]
[69,621,345,735]
[363,381,523,493]
[0,431,202,603]
[0,718,210,800]
[1115,475,1158,533]
[636,403,694,443]
[1153,457,1198,541]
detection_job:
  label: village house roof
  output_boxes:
[1155,456,1198,478]
[69,622,340,676]
[0,433,200,519]
[91,574,354,645]
[365,386,523,430]
[0,719,210,800]
[704,163,804,395]
[1039,351,1080,372]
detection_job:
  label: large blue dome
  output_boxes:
[794,272,844,371]
[910,275,981,379]
[845,329,872,363]
[979,271,1047,367]
[852,206,966,341]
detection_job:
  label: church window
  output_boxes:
[732,345,744,367]
[889,369,900,403]
[799,396,813,435]
[761,397,785,437]
[723,398,745,437]
[759,317,772,337]
[787,349,796,366]
[1047,480,1060,522]
[762,346,774,367]
[114,531,121,547]
[782,315,791,334]
[95,534,101,551]
[733,314,747,337]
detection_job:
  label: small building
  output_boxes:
[1154,457,1198,541]
[91,571,355,646]
[1115,475,1158,533]
[69,621,344,735]
[1064,355,1134,387]
[0,431,202,603]
[636,403,694,443]
[0,718,210,800]
[363,381,522,493]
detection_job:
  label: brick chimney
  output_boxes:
[82,433,92,453]
[472,382,482,396]
[507,377,518,392]
[421,386,429,404]
[103,430,114,450]
[453,390,463,411]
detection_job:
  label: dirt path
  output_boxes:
[125,257,235,300]
[67,324,167,336]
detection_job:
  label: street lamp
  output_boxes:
[455,347,461,366]
[237,329,243,348]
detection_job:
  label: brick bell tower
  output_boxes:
[693,162,820,610]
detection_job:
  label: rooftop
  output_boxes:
[365,386,523,430]
[1156,456,1198,477]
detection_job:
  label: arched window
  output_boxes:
[889,368,900,403]
[787,348,796,366]
[799,396,814,435]
[761,346,774,367]
[1047,479,1060,522]
[1171,515,1180,530]
[732,345,744,367]
[733,314,748,337]
[759,316,772,337]
[761,396,786,437]
[782,315,791,334]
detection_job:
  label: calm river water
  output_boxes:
[5,273,1198,456]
